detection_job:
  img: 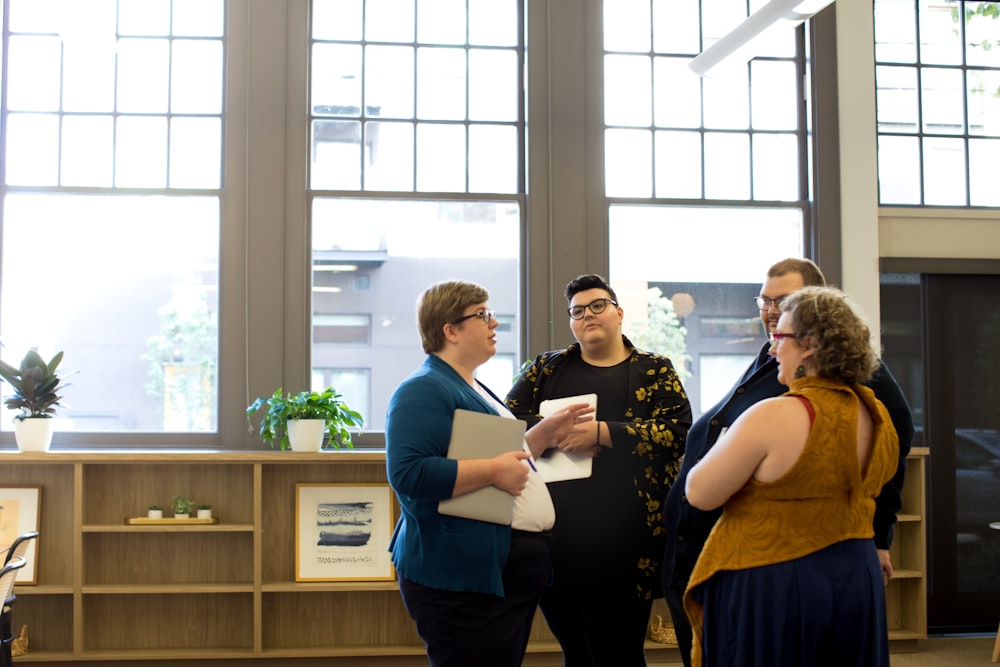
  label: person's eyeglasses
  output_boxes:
[770,332,804,344]
[451,309,495,325]
[754,295,786,311]
[568,298,618,320]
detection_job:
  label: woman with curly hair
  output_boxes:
[683,286,900,667]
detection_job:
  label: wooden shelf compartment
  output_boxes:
[82,592,254,652]
[83,531,254,586]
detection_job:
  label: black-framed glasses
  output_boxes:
[754,295,786,311]
[451,309,495,325]
[568,297,617,320]
[770,331,804,344]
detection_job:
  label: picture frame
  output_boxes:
[0,485,41,584]
[295,483,395,582]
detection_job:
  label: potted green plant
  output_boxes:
[147,505,164,520]
[246,387,363,451]
[0,347,72,452]
[171,495,196,519]
[196,504,213,519]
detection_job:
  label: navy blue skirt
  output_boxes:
[694,539,890,667]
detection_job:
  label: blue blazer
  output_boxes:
[386,354,514,596]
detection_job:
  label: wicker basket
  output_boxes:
[11,624,28,656]
[648,614,677,645]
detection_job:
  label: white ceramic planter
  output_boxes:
[147,509,163,519]
[14,418,55,452]
[287,419,325,452]
[197,508,213,519]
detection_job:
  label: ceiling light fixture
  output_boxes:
[688,0,836,77]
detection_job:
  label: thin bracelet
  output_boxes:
[596,421,601,448]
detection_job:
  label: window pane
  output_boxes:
[923,137,967,206]
[0,194,219,433]
[970,139,1000,206]
[876,65,919,133]
[170,117,222,189]
[366,46,415,119]
[653,0,700,54]
[417,124,466,192]
[469,0,518,47]
[173,0,224,37]
[171,40,223,114]
[62,116,114,187]
[312,368,372,426]
[966,3,1000,68]
[469,125,518,194]
[311,120,363,190]
[119,0,171,36]
[750,61,798,131]
[311,198,521,431]
[655,131,702,199]
[922,68,966,134]
[469,49,518,122]
[703,75,749,130]
[968,70,1000,136]
[417,0,465,44]
[63,42,116,112]
[117,39,171,113]
[417,47,467,121]
[313,0,363,40]
[605,128,653,198]
[116,117,169,188]
[5,114,59,186]
[605,0,651,53]
[875,0,917,63]
[363,122,415,191]
[704,133,750,200]
[654,57,701,128]
[312,44,363,115]
[366,0,416,43]
[752,133,799,201]
[6,36,61,111]
[878,134,922,204]
[606,55,652,127]
[919,0,963,66]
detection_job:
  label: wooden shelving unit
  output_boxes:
[886,447,929,651]
[1,450,677,663]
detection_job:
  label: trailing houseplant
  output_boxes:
[246,387,363,451]
[0,347,72,451]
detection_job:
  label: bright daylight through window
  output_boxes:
[1,0,223,433]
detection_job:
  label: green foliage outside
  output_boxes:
[626,286,692,383]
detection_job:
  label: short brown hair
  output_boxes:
[781,286,878,385]
[767,258,826,288]
[416,280,489,354]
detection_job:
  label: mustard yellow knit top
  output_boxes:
[683,377,899,666]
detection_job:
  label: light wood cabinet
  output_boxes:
[1,451,676,663]
[885,446,929,650]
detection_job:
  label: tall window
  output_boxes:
[604,0,809,416]
[308,0,524,430]
[875,0,1000,206]
[0,0,224,434]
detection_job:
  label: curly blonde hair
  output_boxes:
[780,286,878,385]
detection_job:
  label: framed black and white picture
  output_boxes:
[295,483,395,582]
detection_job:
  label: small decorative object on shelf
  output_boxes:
[648,615,677,645]
[196,505,212,519]
[0,347,74,452]
[10,624,27,656]
[147,505,163,520]
[246,387,363,451]
[171,495,196,519]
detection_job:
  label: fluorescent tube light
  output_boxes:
[689,0,836,77]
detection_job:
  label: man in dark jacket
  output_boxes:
[660,258,914,667]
